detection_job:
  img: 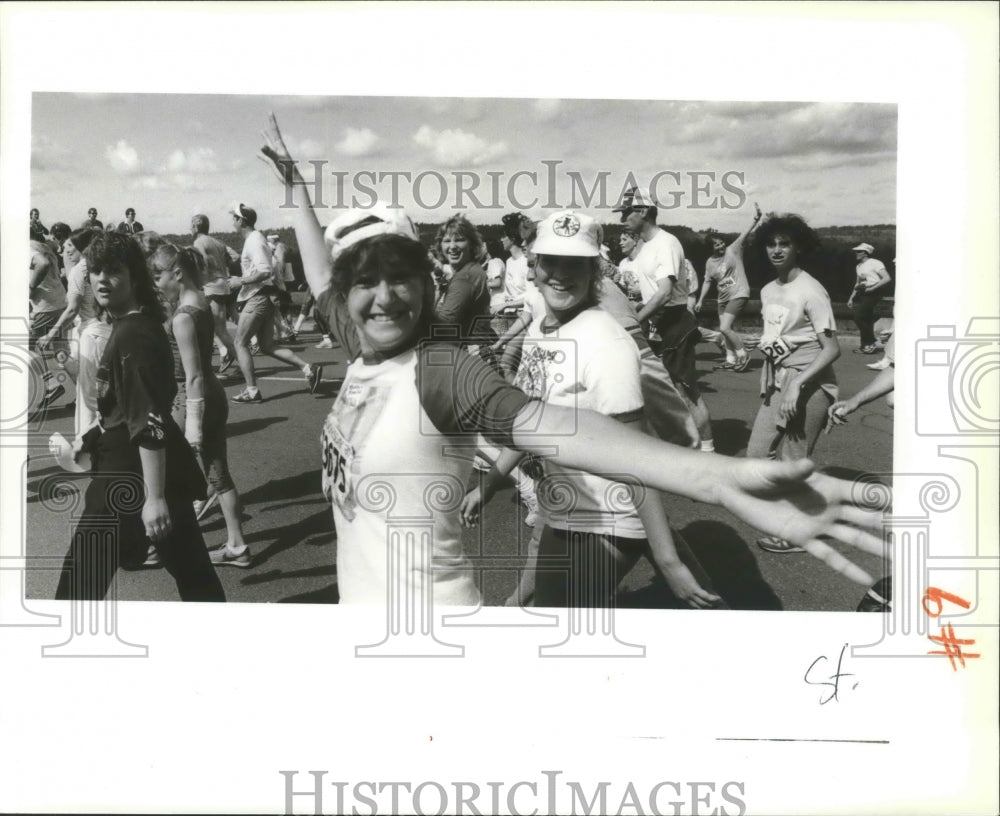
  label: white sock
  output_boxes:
[247,386,259,397]
[700,439,715,452]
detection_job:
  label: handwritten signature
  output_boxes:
[804,643,859,704]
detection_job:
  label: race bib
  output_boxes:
[759,336,792,364]
[321,413,356,520]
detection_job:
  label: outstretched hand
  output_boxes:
[259,112,296,184]
[717,458,887,584]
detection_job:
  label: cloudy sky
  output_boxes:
[31,94,896,235]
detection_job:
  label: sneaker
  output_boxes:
[756,536,806,554]
[731,355,751,372]
[713,361,735,371]
[857,577,892,612]
[218,354,234,375]
[39,384,66,409]
[315,337,335,349]
[208,543,252,568]
[853,344,879,355]
[143,544,162,568]
[250,342,261,356]
[306,365,323,394]
[867,357,891,370]
[231,388,262,404]
[194,490,219,521]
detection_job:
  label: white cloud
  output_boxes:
[31,135,70,171]
[335,127,380,157]
[297,139,325,158]
[106,139,141,175]
[166,147,219,174]
[412,125,508,166]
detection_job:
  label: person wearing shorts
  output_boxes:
[695,203,761,372]
[614,186,715,451]
[848,242,891,354]
[228,202,320,403]
[191,214,239,373]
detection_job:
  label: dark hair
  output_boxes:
[332,234,436,343]
[485,239,505,261]
[191,214,210,234]
[125,208,136,217]
[84,231,166,323]
[752,212,820,263]
[501,212,526,246]
[435,215,483,261]
[635,205,658,224]
[68,227,98,253]
[30,208,39,218]
[150,242,205,289]
[51,222,72,243]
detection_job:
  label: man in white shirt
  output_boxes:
[228,203,321,403]
[613,186,715,451]
[848,242,891,354]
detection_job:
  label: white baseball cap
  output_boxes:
[852,243,875,254]
[324,201,419,260]
[531,211,601,257]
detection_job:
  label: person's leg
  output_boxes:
[746,397,782,460]
[853,293,878,348]
[777,383,832,461]
[209,298,237,362]
[534,527,643,608]
[233,301,263,392]
[157,496,225,601]
[506,521,543,607]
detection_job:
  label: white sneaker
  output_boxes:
[315,338,334,349]
[867,358,891,370]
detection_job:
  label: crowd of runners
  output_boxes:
[27,113,895,610]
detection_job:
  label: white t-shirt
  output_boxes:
[503,254,529,303]
[237,230,275,302]
[855,257,887,290]
[704,244,751,301]
[758,270,837,369]
[193,233,235,297]
[514,307,645,538]
[633,229,687,308]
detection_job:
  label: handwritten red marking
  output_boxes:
[928,623,981,671]
[921,586,972,618]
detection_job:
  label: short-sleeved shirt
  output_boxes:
[704,242,751,302]
[316,287,363,364]
[237,230,275,302]
[503,254,529,303]
[432,260,492,342]
[324,343,533,604]
[193,233,235,297]
[66,259,98,326]
[515,307,645,538]
[855,257,888,290]
[758,270,838,396]
[633,229,688,309]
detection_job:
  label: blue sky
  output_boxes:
[31,94,896,235]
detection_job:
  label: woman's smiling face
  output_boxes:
[535,255,594,316]
[347,266,426,356]
[439,228,471,269]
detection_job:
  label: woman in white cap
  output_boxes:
[260,114,886,604]
[848,242,891,354]
[463,211,718,608]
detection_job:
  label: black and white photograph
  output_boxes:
[1,3,997,815]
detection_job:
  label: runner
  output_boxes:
[190,214,239,373]
[54,232,225,602]
[614,186,716,451]
[29,237,69,409]
[228,202,321,403]
[746,213,841,555]
[150,243,252,568]
[848,242,891,355]
[261,113,886,604]
[694,203,762,372]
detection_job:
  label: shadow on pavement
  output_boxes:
[712,418,751,457]
[678,520,783,610]
[243,506,335,569]
[279,583,339,603]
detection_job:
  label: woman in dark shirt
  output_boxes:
[432,215,492,343]
[54,232,225,601]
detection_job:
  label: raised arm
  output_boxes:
[260,113,332,298]
[731,202,763,251]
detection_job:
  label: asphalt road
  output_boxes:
[23,319,892,611]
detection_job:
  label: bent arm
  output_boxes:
[636,275,675,323]
[789,330,840,390]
